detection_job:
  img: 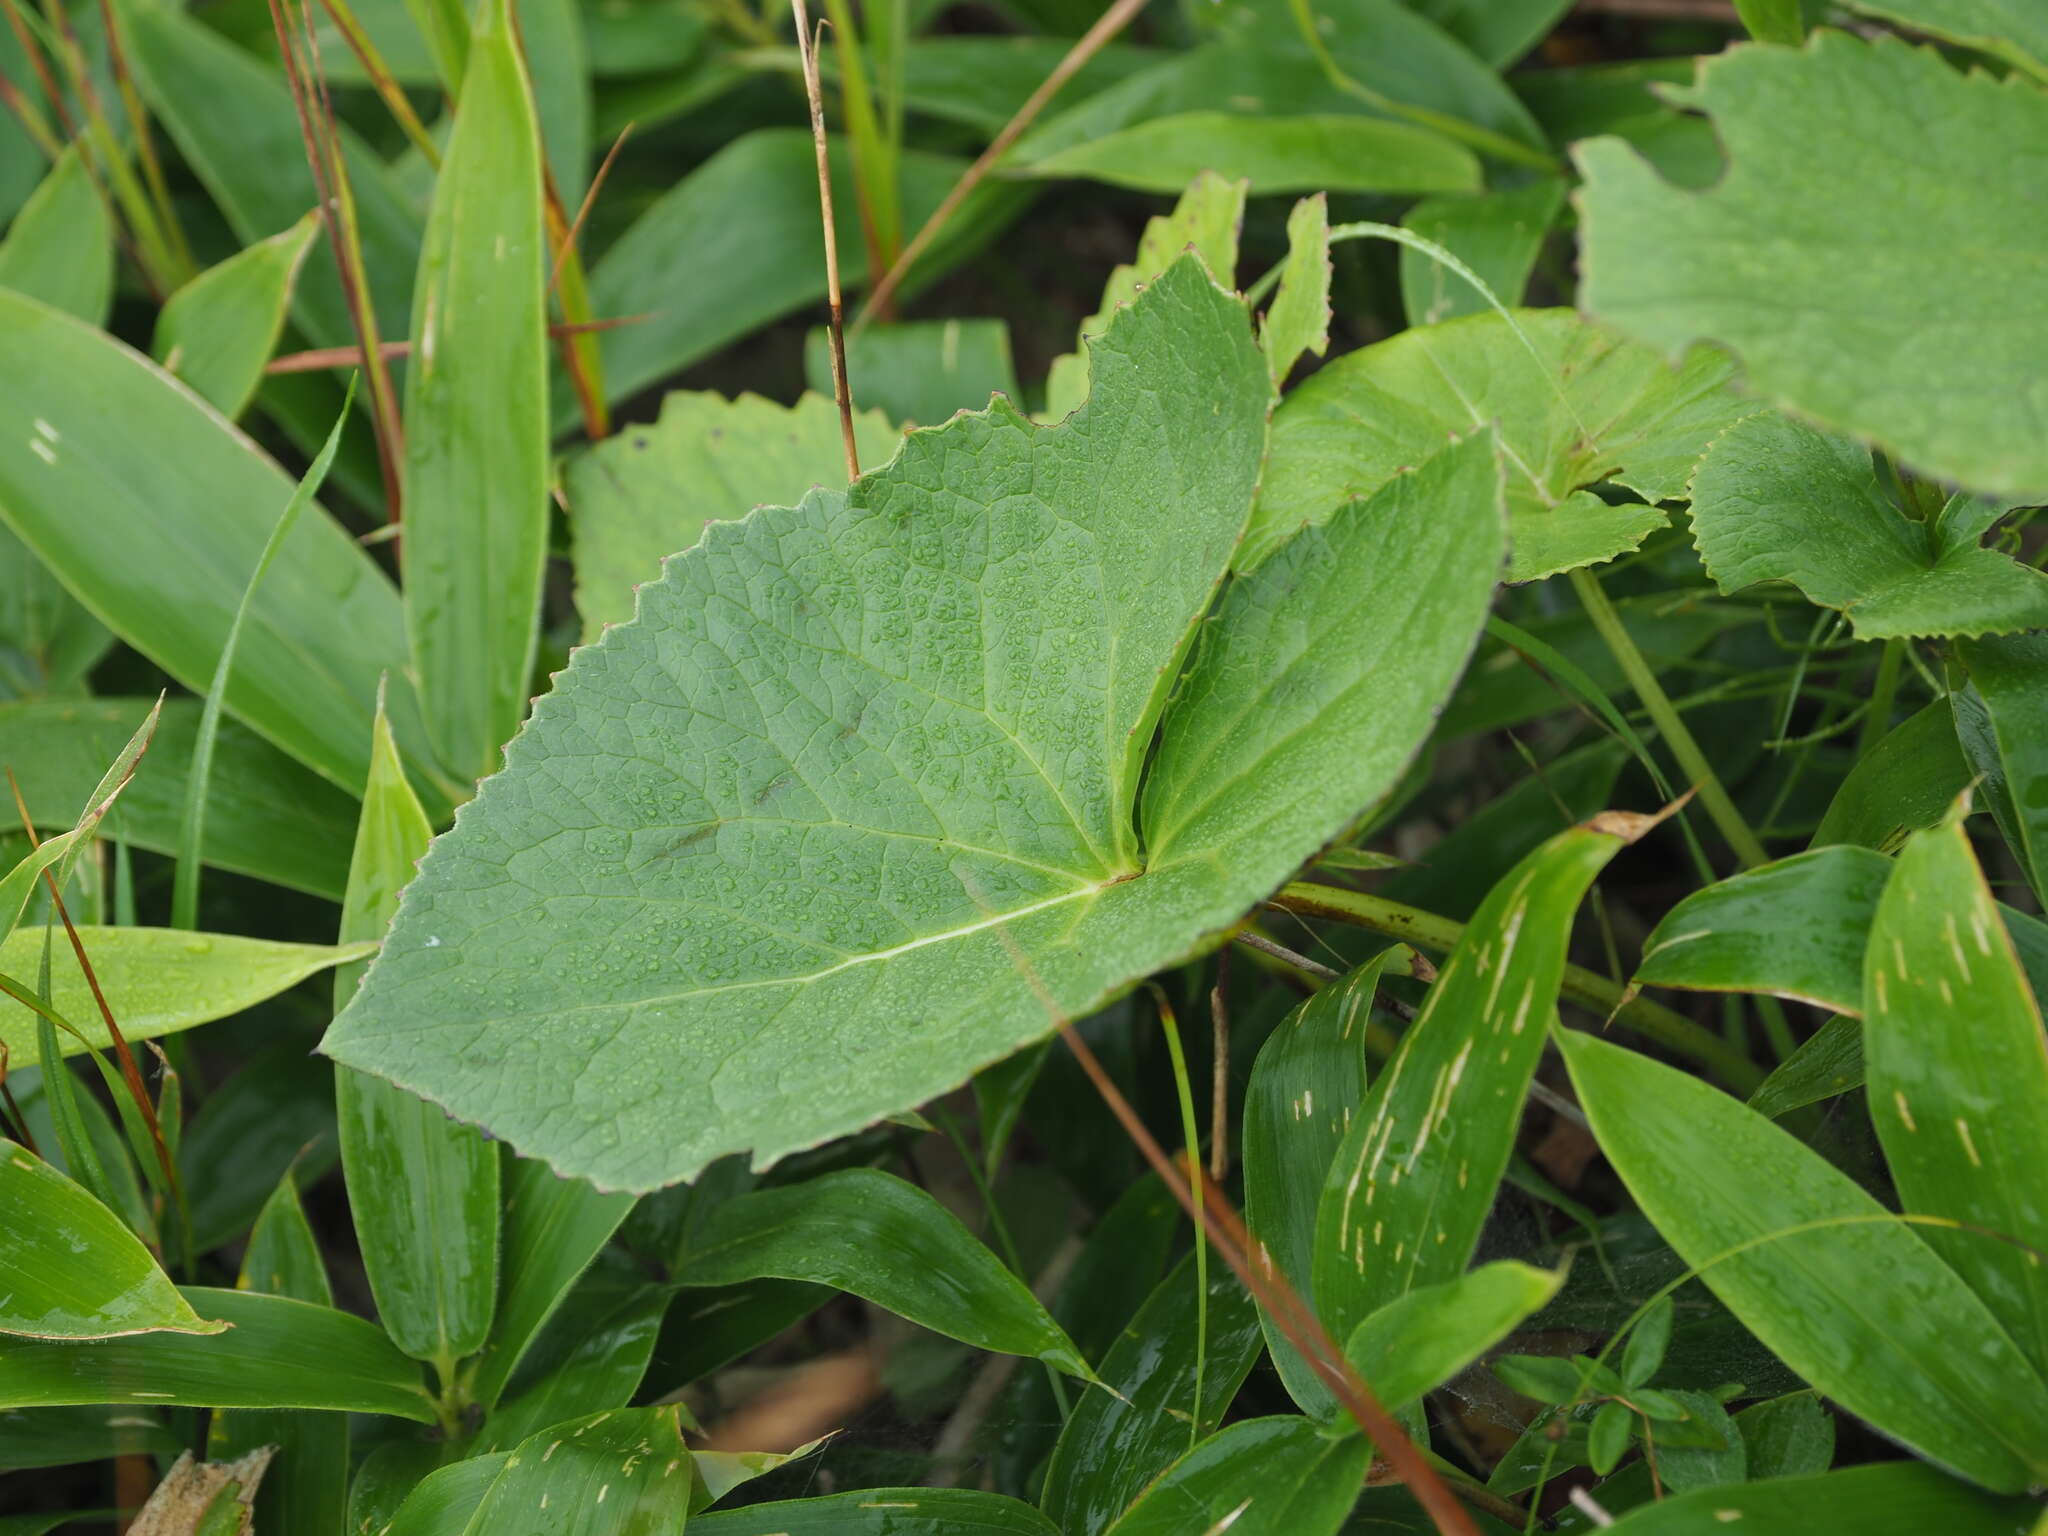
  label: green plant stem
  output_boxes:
[1569,565,1770,870]
[1857,637,1906,762]
[1154,987,1207,1453]
[1270,883,1766,1095]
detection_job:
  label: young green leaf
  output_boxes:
[1955,633,2048,902]
[1314,822,1631,1349]
[1577,30,2048,501]
[1017,111,1480,196]
[465,1152,635,1411]
[1261,193,1331,386]
[336,706,499,1374]
[1247,307,1749,578]
[477,1256,667,1450]
[1653,1389,1745,1493]
[0,929,375,1063]
[1599,1461,2037,1534]
[1588,1400,1632,1476]
[329,257,1502,1192]
[690,1490,1060,1534]
[0,1140,218,1340]
[1242,954,1393,1417]
[1687,413,2048,639]
[402,0,549,785]
[0,698,356,899]
[1621,1295,1672,1388]
[0,1288,437,1420]
[1100,1415,1371,1536]
[1736,1391,1833,1480]
[1040,171,1245,423]
[564,390,899,639]
[670,1168,1092,1377]
[152,214,319,420]
[1400,178,1566,326]
[1864,813,2048,1377]
[0,147,112,325]
[1038,1253,1264,1536]
[1559,1029,2048,1493]
[0,291,447,806]
[805,318,1019,430]
[1812,699,1971,853]
[1344,1261,1565,1414]
[208,1175,348,1536]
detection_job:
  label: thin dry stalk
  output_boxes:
[549,122,634,296]
[0,0,76,140]
[265,314,644,374]
[854,0,1150,331]
[94,0,191,273]
[791,0,860,481]
[0,1042,39,1155]
[0,68,61,160]
[315,0,441,165]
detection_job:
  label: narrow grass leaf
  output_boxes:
[672,1168,1091,1378]
[1241,954,1391,1417]
[456,1406,693,1535]
[1559,1028,2048,1493]
[382,1454,507,1536]
[1314,822,1631,1347]
[477,1257,667,1450]
[1812,699,1970,853]
[0,1288,438,1419]
[402,0,549,784]
[1864,813,2048,1378]
[0,146,112,325]
[152,213,319,420]
[0,1139,216,1339]
[1400,178,1566,326]
[336,701,499,1370]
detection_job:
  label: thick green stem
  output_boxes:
[1569,566,1770,870]
[1271,883,1767,1096]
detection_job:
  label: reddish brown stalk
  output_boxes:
[4,771,182,1220]
[93,0,190,273]
[549,122,634,297]
[0,0,75,140]
[1056,1023,1482,1536]
[314,0,440,165]
[267,0,405,522]
[265,314,647,374]
[0,1043,40,1155]
[791,0,860,481]
[854,0,1150,331]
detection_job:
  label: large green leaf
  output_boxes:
[1313,824,1628,1348]
[0,290,449,806]
[1865,815,2048,1378]
[152,214,318,422]
[1100,1415,1370,1536]
[0,1140,218,1340]
[0,928,374,1062]
[0,1288,437,1420]
[1038,1253,1265,1536]
[402,0,549,785]
[1601,1461,2038,1534]
[564,391,899,639]
[1576,29,2048,502]
[326,258,1504,1191]
[208,1175,348,1536]
[456,1408,693,1534]
[1242,955,1390,1417]
[1812,699,1971,852]
[671,1168,1090,1376]
[0,147,111,325]
[1559,1029,2048,1493]
[1687,413,2048,638]
[690,1490,1059,1534]
[1843,0,2048,78]
[1247,308,1749,578]
[1015,111,1479,195]
[336,708,499,1371]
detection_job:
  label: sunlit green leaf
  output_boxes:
[1688,413,2048,639]
[152,214,318,421]
[1345,1261,1564,1413]
[460,1407,692,1534]
[0,147,111,325]
[1248,308,1749,578]
[1560,1028,2048,1492]
[1577,29,2048,501]
[1864,813,2048,1378]
[0,1140,217,1340]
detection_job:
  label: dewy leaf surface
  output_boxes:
[327,257,1503,1192]
[1576,30,2048,502]
[1687,412,2048,639]
[1246,308,1749,579]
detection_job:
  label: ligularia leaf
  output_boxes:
[324,257,1506,1191]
